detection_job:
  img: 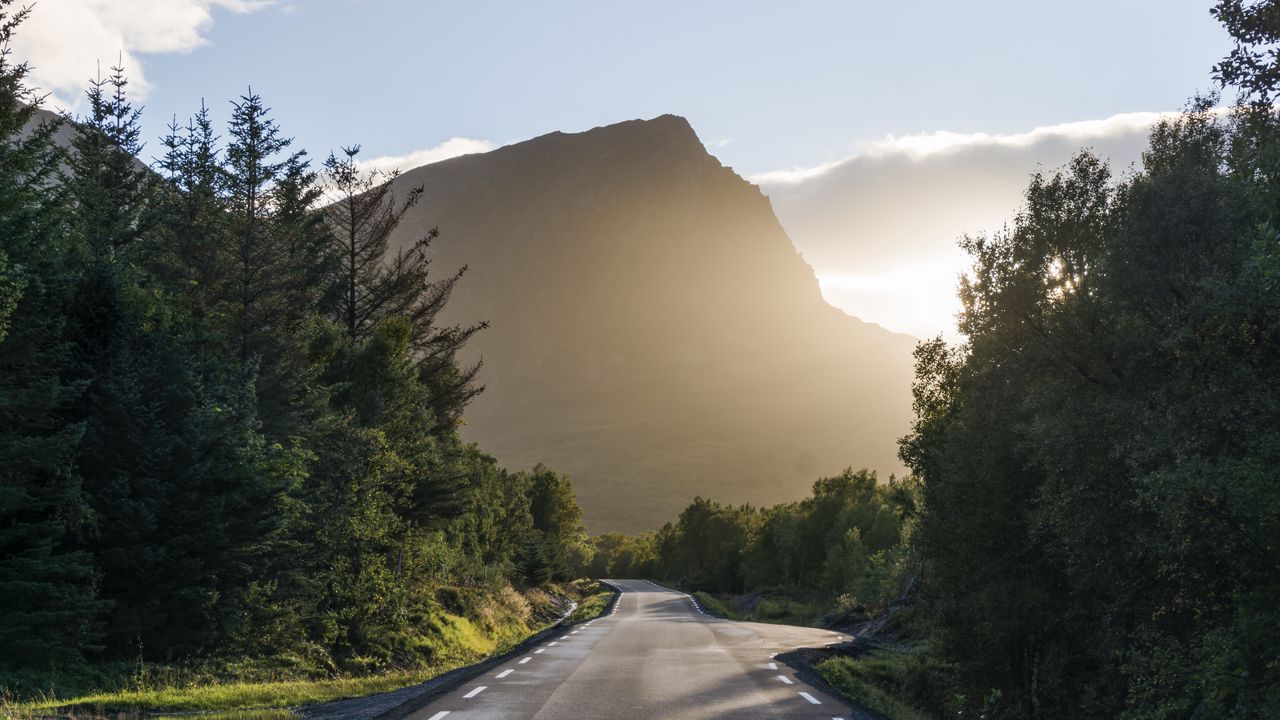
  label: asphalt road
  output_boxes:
[406,579,852,720]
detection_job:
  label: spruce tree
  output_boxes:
[67,63,153,263]
[0,0,101,670]
[322,145,486,432]
[152,102,229,329]
[223,91,292,363]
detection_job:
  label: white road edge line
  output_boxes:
[777,675,794,685]
[799,691,821,704]
[495,669,513,678]
[767,662,777,670]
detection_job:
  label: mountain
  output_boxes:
[384,115,916,532]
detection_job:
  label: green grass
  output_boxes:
[692,591,741,619]
[4,581,607,719]
[5,666,458,718]
[816,648,950,720]
[566,581,616,623]
[752,596,823,625]
[690,590,823,627]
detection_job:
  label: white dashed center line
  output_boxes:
[495,669,513,678]
[518,656,532,664]
[776,675,794,685]
[548,641,559,646]
[767,662,777,670]
[426,713,450,720]
[799,691,821,704]
[534,648,546,654]
[463,686,487,699]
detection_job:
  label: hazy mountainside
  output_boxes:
[384,115,916,532]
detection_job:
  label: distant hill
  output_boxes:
[384,115,916,532]
[29,102,916,531]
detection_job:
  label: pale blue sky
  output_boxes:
[15,0,1234,336]
[30,0,1227,176]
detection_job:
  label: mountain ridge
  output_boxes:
[382,113,916,531]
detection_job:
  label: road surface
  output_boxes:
[407,579,852,720]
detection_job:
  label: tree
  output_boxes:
[223,91,293,363]
[67,63,153,263]
[151,102,229,327]
[0,0,101,670]
[901,102,1280,717]
[523,464,584,581]
[322,146,486,434]
[1212,0,1280,104]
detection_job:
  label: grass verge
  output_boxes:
[4,581,598,719]
[5,663,473,718]
[815,647,951,720]
[692,591,740,619]
[691,590,823,627]
[565,581,616,623]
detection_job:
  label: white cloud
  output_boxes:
[10,0,273,110]
[754,111,1174,339]
[750,111,1175,187]
[749,158,845,186]
[354,138,496,176]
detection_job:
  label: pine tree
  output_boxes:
[322,145,486,432]
[152,102,229,328]
[67,63,153,263]
[223,91,292,363]
[0,0,101,670]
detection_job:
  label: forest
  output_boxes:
[0,0,588,703]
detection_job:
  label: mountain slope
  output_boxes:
[385,115,916,532]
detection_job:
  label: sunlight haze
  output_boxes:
[11,1,1226,338]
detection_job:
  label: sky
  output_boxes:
[12,0,1232,338]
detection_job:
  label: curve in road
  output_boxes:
[407,579,852,720]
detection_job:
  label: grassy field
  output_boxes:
[3,581,613,720]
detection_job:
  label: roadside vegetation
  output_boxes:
[0,1,593,715]
[585,4,1280,717]
[1,582,601,718]
[565,581,617,624]
[584,468,922,628]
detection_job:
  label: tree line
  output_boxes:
[895,3,1280,716]
[0,1,583,689]
[585,469,920,610]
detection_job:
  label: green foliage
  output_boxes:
[901,102,1280,717]
[321,145,485,435]
[586,468,919,614]
[0,4,586,703]
[520,465,586,583]
[0,0,101,672]
[817,649,952,720]
[564,580,616,623]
